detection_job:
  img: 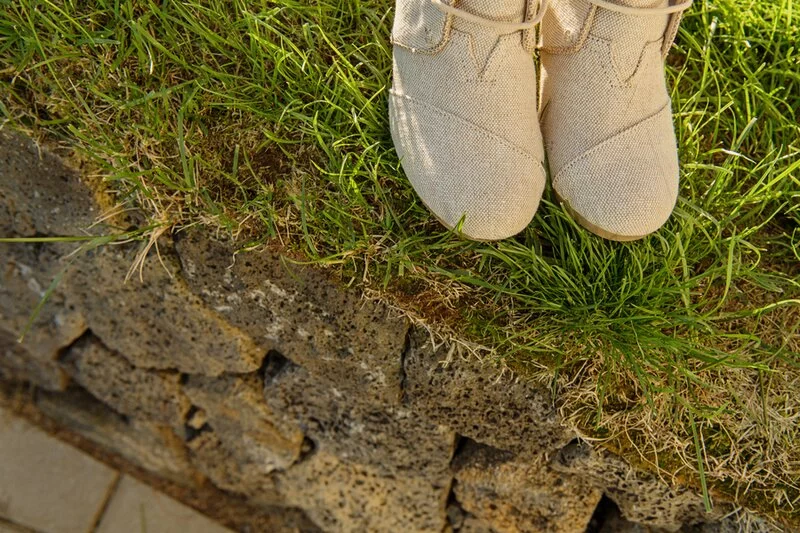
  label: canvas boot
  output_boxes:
[389,0,548,241]
[539,0,692,241]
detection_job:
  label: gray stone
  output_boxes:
[0,130,101,237]
[452,439,603,533]
[0,243,87,390]
[62,336,191,431]
[275,450,449,533]
[184,373,304,474]
[403,328,574,459]
[262,351,457,478]
[186,431,284,507]
[0,327,69,391]
[35,387,193,483]
[551,440,728,532]
[173,231,409,404]
[61,241,264,376]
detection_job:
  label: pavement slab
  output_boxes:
[0,407,118,533]
[96,476,233,533]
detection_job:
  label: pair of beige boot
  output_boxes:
[389,0,692,241]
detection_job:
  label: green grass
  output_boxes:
[2,0,799,523]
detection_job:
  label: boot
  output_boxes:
[390,0,548,241]
[539,0,692,240]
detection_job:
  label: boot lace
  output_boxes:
[587,0,693,16]
[431,0,691,33]
[431,0,550,32]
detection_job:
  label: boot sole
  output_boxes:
[555,192,648,242]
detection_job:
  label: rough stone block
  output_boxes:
[173,231,409,404]
[0,132,96,387]
[262,351,457,479]
[458,516,497,533]
[184,373,304,474]
[594,505,780,533]
[61,242,264,376]
[62,336,191,431]
[0,327,69,391]
[551,440,728,531]
[692,516,780,533]
[275,450,449,533]
[0,130,100,237]
[444,501,496,533]
[452,439,603,533]
[36,387,193,483]
[0,243,87,390]
[186,431,283,507]
[403,328,574,459]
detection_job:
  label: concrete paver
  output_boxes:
[96,476,233,533]
[0,406,118,533]
[0,519,36,533]
[0,519,34,533]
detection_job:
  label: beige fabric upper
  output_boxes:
[390,0,547,241]
[540,0,683,239]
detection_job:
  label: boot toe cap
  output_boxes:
[553,106,680,240]
[390,92,545,241]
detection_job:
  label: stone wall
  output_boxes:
[0,131,773,532]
